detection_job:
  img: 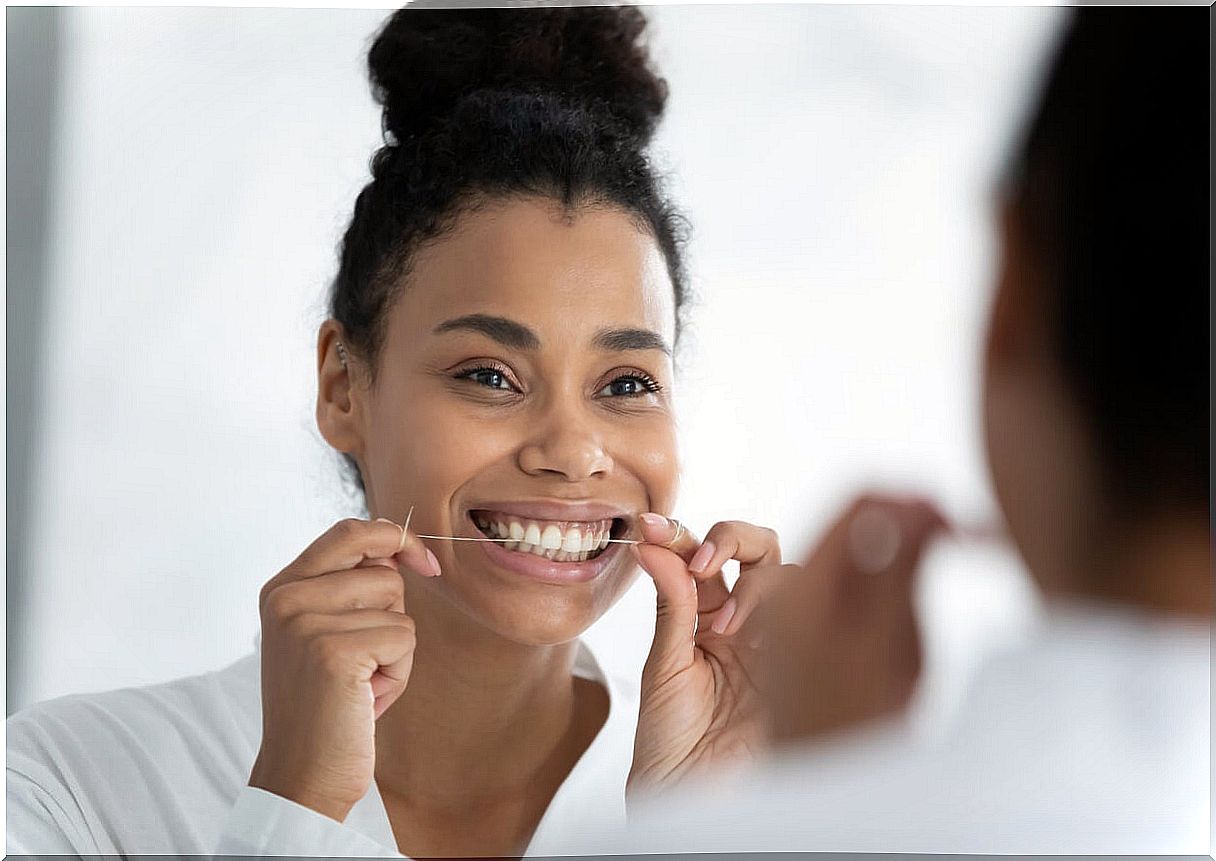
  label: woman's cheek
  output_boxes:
[401,411,519,485]
[626,419,679,515]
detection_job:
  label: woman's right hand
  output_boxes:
[248,516,441,822]
[758,494,948,742]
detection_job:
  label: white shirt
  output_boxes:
[602,601,1211,855]
[6,638,639,857]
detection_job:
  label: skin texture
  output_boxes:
[256,195,783,858]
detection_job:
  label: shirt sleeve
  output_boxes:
[214,785,407,857]
[6,759,100,854]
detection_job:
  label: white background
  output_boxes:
[10,3,1066,718]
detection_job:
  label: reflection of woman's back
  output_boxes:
[7,8,691,856]
[597,10,1210,856]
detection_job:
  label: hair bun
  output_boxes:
[368,6,668,144]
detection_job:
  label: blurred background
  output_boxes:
[6,3,1066,718]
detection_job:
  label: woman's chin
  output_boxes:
[441,564,637,647]
[435,542,638,645]
[472,587,609,646]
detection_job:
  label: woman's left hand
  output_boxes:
[628,515,790,800]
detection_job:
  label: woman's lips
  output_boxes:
[476,532,625,584]
[462,502,633,584]
[471,509,616,561]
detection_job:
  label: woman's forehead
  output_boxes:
[390,198,676,347]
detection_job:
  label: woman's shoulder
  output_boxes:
[8,650,262,793]
[10,650,260,747]
[7,651,264,853]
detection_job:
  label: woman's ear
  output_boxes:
[316,320,365,456]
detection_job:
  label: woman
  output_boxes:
[7,8,780,857]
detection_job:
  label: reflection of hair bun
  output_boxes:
[368,6,668,145]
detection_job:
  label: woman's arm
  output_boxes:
[7,755,99,854]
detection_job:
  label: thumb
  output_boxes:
[635,543,699,679]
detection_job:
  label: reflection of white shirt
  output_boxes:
[604,602,1210,855]
[6,638,638,857]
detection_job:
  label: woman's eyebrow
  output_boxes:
[592,327,671,356]
[432,314,541,350]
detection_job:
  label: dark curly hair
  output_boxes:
[329,6,687,497]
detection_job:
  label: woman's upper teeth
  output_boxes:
[474,512,612,556]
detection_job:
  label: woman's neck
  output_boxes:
[1074,510,1211,620]
[371,588,588,807]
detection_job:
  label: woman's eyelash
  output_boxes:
[603,371,664,397]
[627,372,663,393]
[451,365,662,397]
[453,364,518,392]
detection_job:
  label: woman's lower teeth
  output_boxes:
[475,517,610,562]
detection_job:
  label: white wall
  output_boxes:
[12,4,1065,718]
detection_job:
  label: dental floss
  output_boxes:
[399,506,414,553]
[400,502,641,545]
[413,534,642,545]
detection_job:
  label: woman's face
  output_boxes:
[327,196,679,645]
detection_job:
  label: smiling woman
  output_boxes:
[323,197,680,649]
[6,6,782,859]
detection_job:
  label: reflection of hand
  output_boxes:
[249,517,440,822]
[759,494,949,743]
[628,515,791,800]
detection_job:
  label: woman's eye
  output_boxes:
[460,368,514,391]
[598,375,660,398]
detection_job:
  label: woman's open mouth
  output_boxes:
[469,510,627,563]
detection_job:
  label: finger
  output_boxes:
[637,513,702,562]
[311,620,417,689]
[262,566,406,617]
[805,493,947,568]
[376,509,442,581]
[693,521,782,576]
[297,518,413,575]
[634,542,699,677]
[288,608,416,638]
[262,518,419,606]
[843,497,948,579]
[692,521,783,623]
[373,673,409,720]
[820,496,948,624]
[370,669,401,699]
[637,513,731,611]
[713,562,801,637]
[868,499,950,599]
[680,521,782,622]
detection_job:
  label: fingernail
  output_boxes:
[688,540,716,573]
[711,597,737,635]
[424,548,442,577]
[639,512,670,531]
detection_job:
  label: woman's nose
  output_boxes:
[517,415,613,482]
